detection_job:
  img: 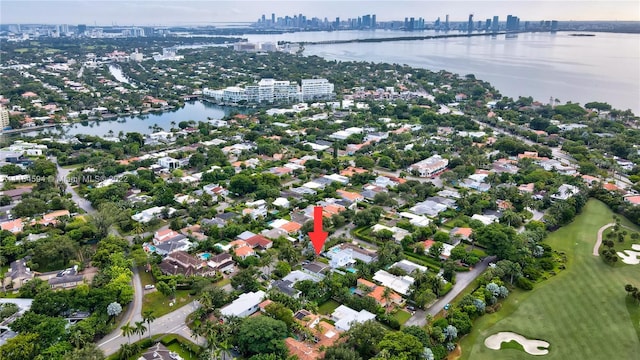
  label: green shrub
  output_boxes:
[516,276,534,290]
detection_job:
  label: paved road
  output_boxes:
[53,158,96,214]
[98,301,205,356]
[53,158,147,353]
[405,256,496,327]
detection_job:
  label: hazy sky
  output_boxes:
[2,0,639,25]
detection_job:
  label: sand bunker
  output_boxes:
[617,244,640,265]
[485,332,550,355]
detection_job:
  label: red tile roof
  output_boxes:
[245,234,272,249]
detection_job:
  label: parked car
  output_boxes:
[144,285,155,290]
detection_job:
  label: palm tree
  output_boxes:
[382,287,394,312]
[120,322,135,344]
[119,343,138,360]
[142,310,157,339]
[69,330,85,348]
[134,321,147,341]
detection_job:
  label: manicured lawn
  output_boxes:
[142,290,193,318]
[166,341,198,360]
[214,278,230,287]
[138,268,155,287]
[392,310,412,325]
[459,200,640,360]
[318,300,340,315]
[601,227,640,267]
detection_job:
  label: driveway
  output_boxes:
[405,256,496,327]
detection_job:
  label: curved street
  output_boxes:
[405,255,496,327]
[97,301,204,356]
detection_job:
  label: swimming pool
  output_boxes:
[199,253,211,260]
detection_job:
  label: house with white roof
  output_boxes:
[220,291,266,319]
[373,270,414,295]
[331,305,376,332]
[551,184,580,201]
[471,214,497,226]
[131,206,176,223]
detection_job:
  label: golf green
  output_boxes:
[458,199,640,360]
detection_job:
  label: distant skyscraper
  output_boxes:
[485,19,491,31]
[551,20,559,32]
[77,24,86,35]
[261,14,266,23]
[492,16,499,32]
[445,14,449,31]
[468,14,474,32]
[335,17,340,28]
[0,105,9,130]
[372,14,376,29]
[271,13,275,24]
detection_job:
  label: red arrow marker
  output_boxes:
[309,206,328,255]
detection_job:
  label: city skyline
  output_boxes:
[2,0,639,26]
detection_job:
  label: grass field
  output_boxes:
[138,268,155,287]
[142,290,193,318]
[318,300,340,315]
[392,309,412,325]
[601,227,640,267]
[459,200,640,360]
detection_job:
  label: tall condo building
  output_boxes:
[301,79,335,101]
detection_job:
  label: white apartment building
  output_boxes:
[203,78,333,104]
[0,106,10,130]
[301,79,335,101]
[408,155,449,178]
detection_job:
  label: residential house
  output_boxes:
[326,247,355,268]
[450,227,473,243]
[302,262,330,277]
[4,258,34,290]
[271,279,301,298]
[518,183,535,193]
[285,310,342,360]
[0,218,24,234]
[245,234,273,250]
[273,197,290,208]
[398,212,431,227]
[624,195,640,206]
[157,156,181,170]
[0,187,32,202]
[38,265,85,290]
[38,210,70,226]
[373,270,414,296]
[391,260,428,275]
[159,251,215,277]
[336,190,364,204]
[207,253,235,273]
[550,184,580,201]
[220,290,266,319]
[471,214,497,226]
[410,200,448,217]
[132,206,176,223]
[153,229,183,245]
[331,305,376,332]
[138,343,176,360]
[371,224,410,243]
[145,237,192,256]
[229,240,256,259]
